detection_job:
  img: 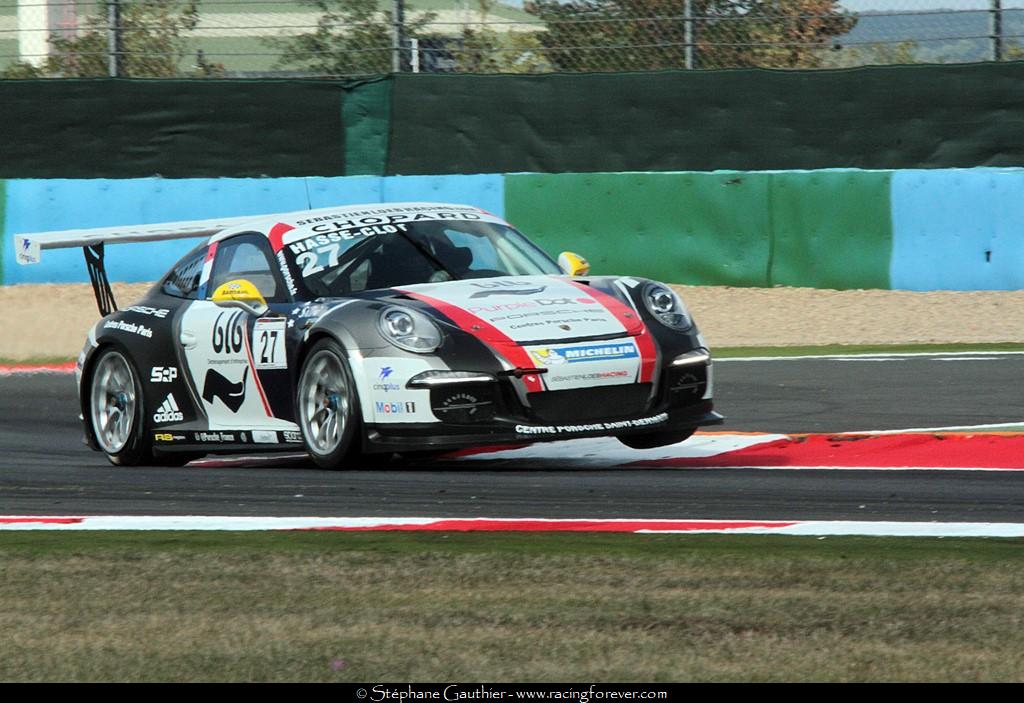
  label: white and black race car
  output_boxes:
[16,202,722,468]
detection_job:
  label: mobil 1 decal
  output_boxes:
[352,356,440,425]
[180,302,299,431]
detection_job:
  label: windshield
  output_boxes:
[283,219,562,297]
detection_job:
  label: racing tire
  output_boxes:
[617,428,696,450]
[88,347,152,467]
[297,338,360,470]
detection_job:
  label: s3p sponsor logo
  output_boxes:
[150,367,179,383]
[153,393,184,424]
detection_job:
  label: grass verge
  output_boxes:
[0,355,76,366]
[3,531,1024,682]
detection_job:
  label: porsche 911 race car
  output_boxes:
[15,202,722,468]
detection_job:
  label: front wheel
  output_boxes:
[618,428,696,450]
[88,348,151,466]
[297,339,360,469]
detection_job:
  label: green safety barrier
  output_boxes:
[4,63,1024,178]
[385,64,1024,175]
[505,171,893,289]
[342,78,391,177]
[768,170,892,289]
[506,172,773,286]
[0,79,347,178]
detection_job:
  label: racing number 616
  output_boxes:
[212,310,245,354]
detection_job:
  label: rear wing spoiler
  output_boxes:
[13,214,263,316]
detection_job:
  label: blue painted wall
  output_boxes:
[890,168,1024,291]
[8,169,1024,291]
[2,175,505,284]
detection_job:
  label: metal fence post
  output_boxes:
[107,0,122,77]
[990,0,1003,62]
[684,0,694,70]
[393,0,405,73]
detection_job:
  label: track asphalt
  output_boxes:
[1,354,1022,521]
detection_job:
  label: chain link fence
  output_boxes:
[2,1,1022,78]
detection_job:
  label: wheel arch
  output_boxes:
[294,333,365,467]
[79,338,142,450]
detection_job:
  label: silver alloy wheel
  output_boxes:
[90,351,137,454]
[299,349,350,456]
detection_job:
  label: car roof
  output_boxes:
[209,202,506,244]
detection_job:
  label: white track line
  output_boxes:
[838,422,1024,435]
[718,351,1024,362]
[2,515,1024,537]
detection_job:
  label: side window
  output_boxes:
[161,244,207,300]
[207,234,288,303]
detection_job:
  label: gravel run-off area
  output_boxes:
[1,282,1023,361]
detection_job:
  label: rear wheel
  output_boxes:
[88,348,150,466]
[297,339,360,469]
[618,428,696,450]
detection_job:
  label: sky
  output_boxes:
[838,0,1024,9]
[499,0,1024,9]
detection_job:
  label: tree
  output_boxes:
[525,0,857,72]
[2,0,201,79]
[271,0,436,76]
[821,40,919,68]
[449,0,551,73]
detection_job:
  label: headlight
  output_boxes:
[378,306,442,353]
[642,283,693,331]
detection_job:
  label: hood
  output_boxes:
[395,275,644,345]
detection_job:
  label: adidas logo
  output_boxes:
[153,393,184,424]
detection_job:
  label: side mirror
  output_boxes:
[211,279,269,317]
[558,251,591,276]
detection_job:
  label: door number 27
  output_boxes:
[253,319,287,370]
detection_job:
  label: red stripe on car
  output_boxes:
[397,289,545,393]
[242,322,274,417]
[564,280,657,383]
[268,223,295,253]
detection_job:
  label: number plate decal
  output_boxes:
[253,318,287,370]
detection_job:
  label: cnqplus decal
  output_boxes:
[373,366,401,392]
